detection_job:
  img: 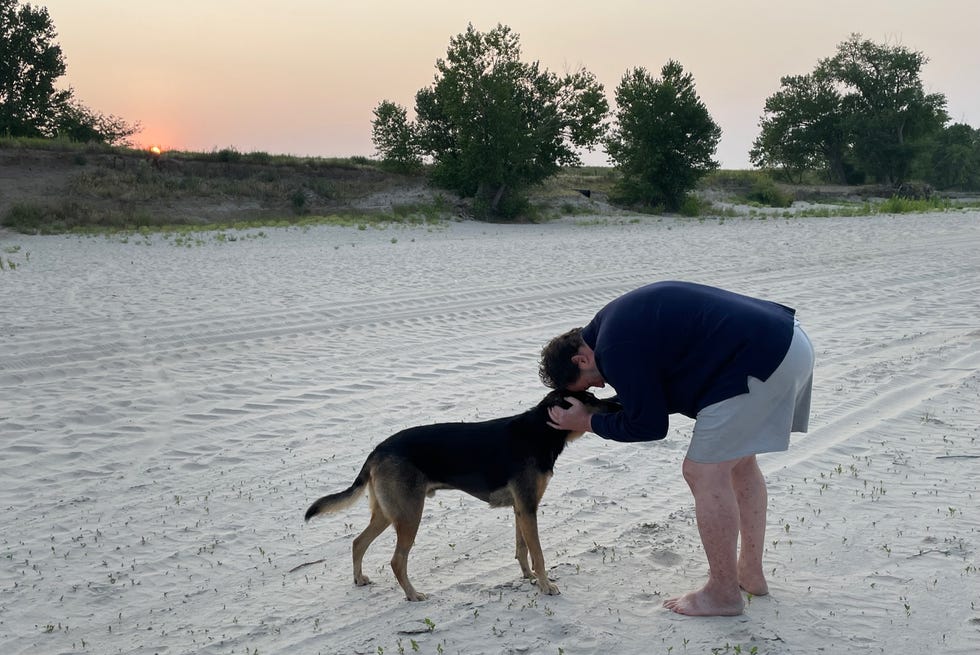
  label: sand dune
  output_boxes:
[1,212,978,654]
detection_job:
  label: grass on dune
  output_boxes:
[3,138,979,235]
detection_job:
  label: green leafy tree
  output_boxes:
[822,34,947,184]
[750,72,848,183]
[753,34,948,184]
[1,0,139,144]
[605,61,721,211]
[54,99,140,146]
[410,23,608,218]
[916,123,980,190]
[371,100,421,173]
[0,0,69,137]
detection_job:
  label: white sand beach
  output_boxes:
[1,212,978,654]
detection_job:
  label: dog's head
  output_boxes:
[538,389,622,418]
[530,390,621,452]
[535,389,623,441]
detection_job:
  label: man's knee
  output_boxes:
[681,457,701,489]
[731,454,762,479]
[681,457,733,491]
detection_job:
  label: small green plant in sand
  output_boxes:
[1,245,30,270]
[707,644,759,655]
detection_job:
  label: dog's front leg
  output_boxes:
[513,510,533,579]
[514,505,559,595]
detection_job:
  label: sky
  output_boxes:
[39,0,980,169]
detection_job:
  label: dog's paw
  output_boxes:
[354,574,372,586]
[538,579,561,595]
[406,591,428,601]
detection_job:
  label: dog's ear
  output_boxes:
[542,390,569,409]
[544,389,600,410]
[564,390,621,414]
[540,389,571,410]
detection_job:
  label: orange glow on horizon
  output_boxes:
[135,126,176,155]
[149,145,162,156]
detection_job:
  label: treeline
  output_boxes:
[372,24,721,217]
[4,0,978,222]
[375,26,979,218]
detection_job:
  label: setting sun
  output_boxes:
[149,145,162,156]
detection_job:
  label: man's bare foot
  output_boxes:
[737,563,769,596]
[663,586,745,616]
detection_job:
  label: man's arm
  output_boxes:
[589,348,669,442]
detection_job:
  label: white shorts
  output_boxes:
[687,322,814,464]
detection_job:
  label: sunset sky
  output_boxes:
[40,0,980,168]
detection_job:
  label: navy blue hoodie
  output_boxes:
[584,281,796,442]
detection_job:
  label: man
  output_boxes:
[540,281,814,616]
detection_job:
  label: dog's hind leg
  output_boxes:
[352,493,390,587]
[381,487,426,601]
[390,510,426,601]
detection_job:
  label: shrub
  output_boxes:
[290,189,308,213]
[215,147,242,163]
[2,203,48,232]
[878,195,949,214]
[745,177,793,207]
[678,194,703,217]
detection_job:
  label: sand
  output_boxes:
[1,212,978,655]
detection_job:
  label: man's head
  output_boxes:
[539,328,605,391]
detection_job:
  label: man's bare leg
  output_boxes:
[732,455,769,596]
[663,457,745,616]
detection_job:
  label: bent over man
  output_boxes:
[540,281,814,616]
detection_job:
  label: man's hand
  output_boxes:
[547,396,593,433]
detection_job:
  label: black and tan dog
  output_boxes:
[304,389,620,601]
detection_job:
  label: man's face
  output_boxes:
[566,345,605,392]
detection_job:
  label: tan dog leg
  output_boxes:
[514,504,559,595]
[514,510,533,579]
[352,499,390,586]
[391,514,425,601]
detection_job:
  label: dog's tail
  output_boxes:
[304,460,370,522]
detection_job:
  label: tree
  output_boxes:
[0,0,69,137]
[53,99,140,146]
[408,23,608,218]
[1,0,139,144]
[750,73,848,183]
[822,34,947,184]
[916,123,980,190]
[605,61,721,211]
[371,100,421,173]
[752,34,948,184]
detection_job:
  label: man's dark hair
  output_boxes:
[538,327,585,389]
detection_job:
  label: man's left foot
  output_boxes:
[663,587,744,616]
[737,566,769,597]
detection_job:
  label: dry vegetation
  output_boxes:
[0,141,452,233]
[2,140,978,235]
